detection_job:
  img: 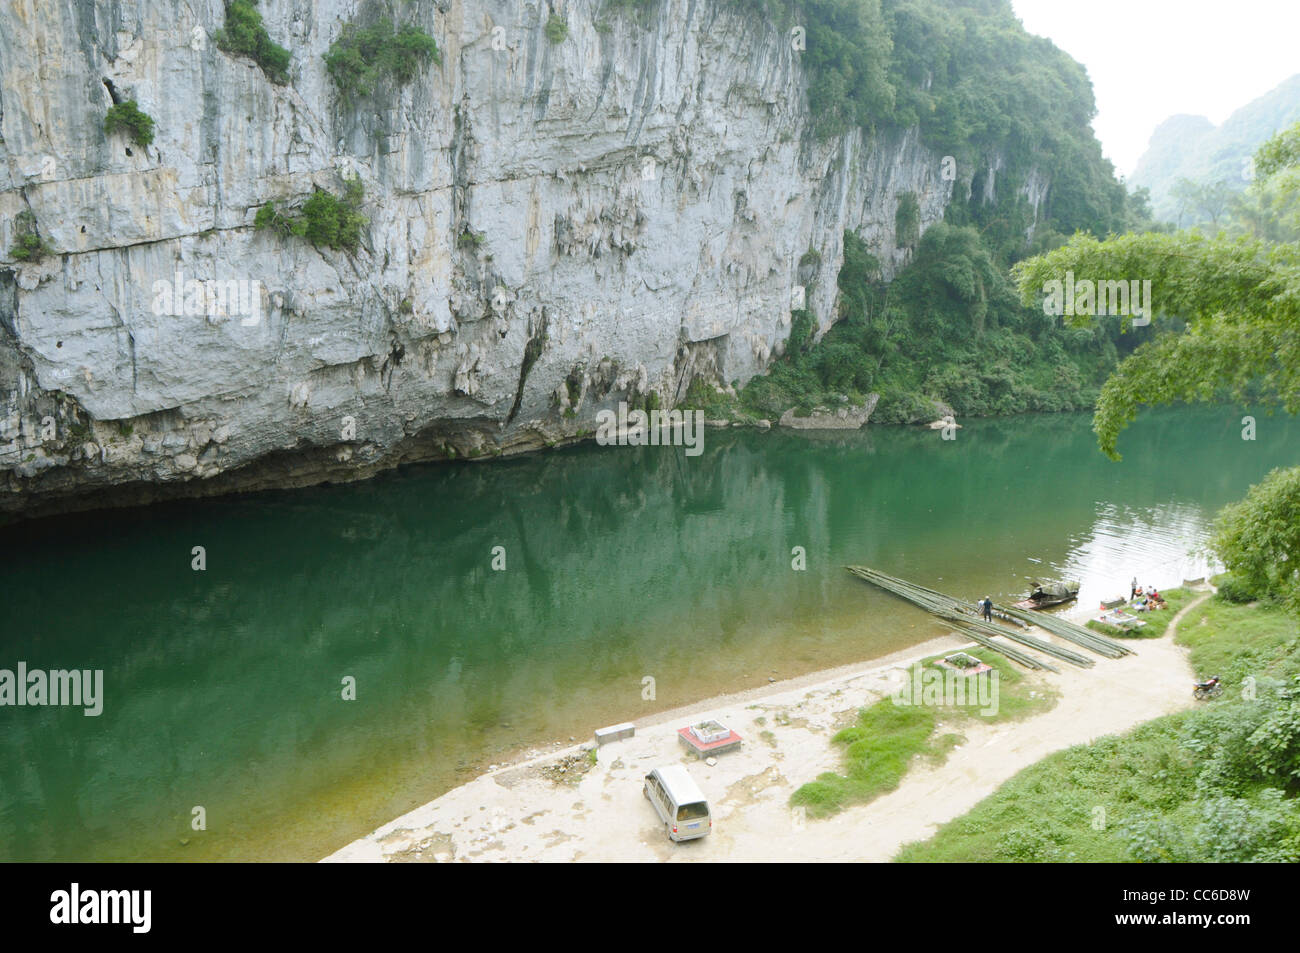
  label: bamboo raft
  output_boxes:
[846,566,1132,671]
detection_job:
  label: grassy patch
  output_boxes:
[895,714,1199,862]
[790,649,1053,819]
[457,227,485,251]
[676,378,737,419]
[1175,593,1299,684]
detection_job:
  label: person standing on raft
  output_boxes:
[980,596,994,622]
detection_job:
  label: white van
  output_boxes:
[643,765,711,841]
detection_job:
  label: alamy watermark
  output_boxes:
[152,269,263,326]
[0,662,103,716]
[50,884,150,933]
[595,402,705,457]
[1042,272,1151,328]
[892,663,999,717]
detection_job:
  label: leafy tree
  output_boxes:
[1170,177,1235,228]
[1013,229,1300,460]
[1256,122,1300,179]
[1212,467,1300,612]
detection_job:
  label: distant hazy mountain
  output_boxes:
[1130,74,1300,224]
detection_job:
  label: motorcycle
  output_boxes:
[1193,676,1223,700]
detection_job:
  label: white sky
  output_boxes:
[1009,0,1300,178]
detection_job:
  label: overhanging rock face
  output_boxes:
[0,0,1000,517]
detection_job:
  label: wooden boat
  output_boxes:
[1012,580,1080,610]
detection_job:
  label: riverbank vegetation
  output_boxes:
[737,226,1141,424]
[790,648,1056,817]
[1211,466,1300,614]
[895,591,1300,862]
[891,125,1300,862]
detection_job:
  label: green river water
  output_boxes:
[1,406,1295,861]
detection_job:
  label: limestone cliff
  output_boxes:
[0,0,1040,517]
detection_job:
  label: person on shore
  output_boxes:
[981,596,993,622]
[1131,576,1138,599]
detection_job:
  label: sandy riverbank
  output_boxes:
[323,597,1205,863]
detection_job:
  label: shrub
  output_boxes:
[325,18,439,99]
[1215,573,1261,604]
[1212,467,1300,611]
[8,211,55,263]
[545,14,569,44]
[103,100,155,147]
[253,176,367,251]
[216,0,292,84]
[253,201,294,237]
[457,227,485,250]
[787,310,815,353]
[895,192,920,248]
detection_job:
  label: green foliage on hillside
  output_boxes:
[216,0,292,85]
[740,227,1132,423]
[324,18,440,100]
[1257,120,1300,179]
[894,192,919,248]
[1131,74,1300,224]
[254,176,367,251]
[103,100,155,147]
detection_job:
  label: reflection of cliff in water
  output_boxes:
[0,406,1294,861]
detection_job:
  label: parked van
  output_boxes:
[643,765,711,841]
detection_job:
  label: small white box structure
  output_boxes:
[594,722,635,746]
[689,720,731,745]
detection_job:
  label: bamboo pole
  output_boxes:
[842,564,1118,670]
[997,604,1133,657]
